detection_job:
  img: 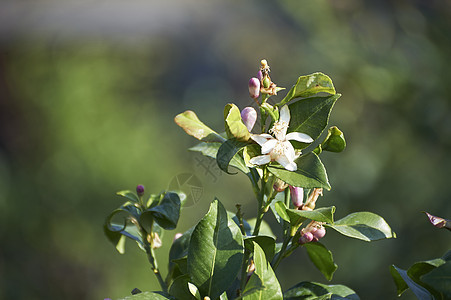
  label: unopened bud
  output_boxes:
[241,107,257,132]
[173,233,183,241]
[322,126,346,153]
[273,178,288,192]
[299,232,314,245]
[312,226,326,241]
[248,77,260,99]
[257,70,263,81]
[424,212,451,231]
[136,185,145,196]
[289,186,304,208]
[262,76,271,89]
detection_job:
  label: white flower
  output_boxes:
[249,105,313,171]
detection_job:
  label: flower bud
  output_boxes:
[322,126,346,153]
[241,107,257,132]
[299,232,314,245]
[136,185,145,196]
[262,76,271,89]
[257,70,263,81]
[273,178,288,192]
[248,77,260,99]
[173,233,183,241]
[312,226,326,241]
[289,186,304,208]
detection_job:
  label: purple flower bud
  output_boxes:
[241,107,257,132]
[257,70,263,81]
[312,226,326,241]
[289,186,304,208]
[299,232,314,245]
[248,77,260,99]
[136,185,145,196]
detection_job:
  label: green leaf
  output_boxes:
[390,265,434,300]
[304,242,338,281]
[243,242,283,300]
[169,275,200,300]
[284,281,359,300]
[287,206,336,225]
[168,227,194,270]
[141,192,181,230]
[224,103,251,141]
[116,190,139,202]
[421,261,451,299]
[187,199,244,299]
[244,235,276,262]
[274,201,290,223]
[279,72,336,106]
[242,273,265,298]
[287,94,341,148]
[268,152,331,190]
[189,142,250,175]
[104,202,143,254]
[175,110,225,143]
[118,291,175,300]
[216,139,249,174]
[328,212,395,241]
[408,258,446,285]
[247,218,276,239]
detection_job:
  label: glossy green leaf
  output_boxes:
[116,190,139,202]
[287,206,336,225]
[408,258,446,285]
[328,212,395,241]
[175,110,225,143]
[104,202,143,254]
[242,273,265,298]
[390,265,434,300]
[118,291,175,300]
[244,235,276,262]
[224,103,251,141]
[187,199,244,299]
[322,126,346,153]
[216,139,249,174]
[279,72,336,106]
[168,227,194,270]
[169,275,200,300]
[284,281,359,300]
[421,261,451,299]
[141,192,181,230]
[304,242,338,281]
[274,201,290,223]
[247,218,276,239]
[268,153,331,190]
[287,94,341,148]
[189,142,250,175]
[243,242,283,300]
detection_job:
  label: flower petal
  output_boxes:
[251,134,273,146]
[261,138,278,154]
[282,141,296,161]
[279,105,290,124]
[250,155,271,166]
[276,155,297,171]
[286,132,314,143]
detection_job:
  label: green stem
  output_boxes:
[144,244,167,293]
[271,235,292,270]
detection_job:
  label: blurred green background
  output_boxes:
[0,0,450,299]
